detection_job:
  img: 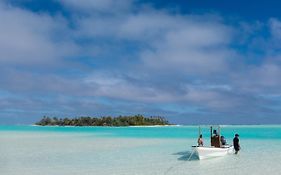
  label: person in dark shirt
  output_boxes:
[233,134,240,154]
[221,136,226,146]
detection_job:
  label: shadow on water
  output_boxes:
[173,150,199,161]
[164,151,199,175]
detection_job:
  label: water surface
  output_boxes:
[0,125,280,175]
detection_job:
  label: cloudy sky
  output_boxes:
[1,0,281,124]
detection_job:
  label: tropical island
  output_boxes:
[35,115,170,126]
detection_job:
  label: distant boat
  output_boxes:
[191,126,234,160]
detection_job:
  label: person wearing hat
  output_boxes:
[233,134,240,154]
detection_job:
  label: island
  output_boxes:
[35,115,170,126]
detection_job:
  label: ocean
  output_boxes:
[1,125,281,175]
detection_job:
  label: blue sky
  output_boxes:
[1,0,281,125]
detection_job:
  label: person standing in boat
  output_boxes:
[213,130,218,137]
[197,134,204,146]
[233,134,240,154]
[211,129,220,147]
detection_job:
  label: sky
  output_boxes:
[1,0,281,125]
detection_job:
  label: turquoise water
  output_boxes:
[2,125,281,139]
[1,125,281,175]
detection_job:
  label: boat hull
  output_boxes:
[193,146,234,160]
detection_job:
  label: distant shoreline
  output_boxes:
[34,115,171,127]
[31,124,180,127]
[30,124,281,128]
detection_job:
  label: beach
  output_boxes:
[1,125,281,175]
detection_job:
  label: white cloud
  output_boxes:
[232,61,281,94]
[270,18,281,40]
[139,18,235,74]
[84,72,181,103]
[0,2,79,66]
[70,6,236,74]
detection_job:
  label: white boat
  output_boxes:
[193,145,234,160]
[190,126,234,160]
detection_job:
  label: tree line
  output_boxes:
[35,115,170,126]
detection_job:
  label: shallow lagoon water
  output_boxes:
[1,125,281,175]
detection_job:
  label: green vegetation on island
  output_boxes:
[35,115,170,126]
